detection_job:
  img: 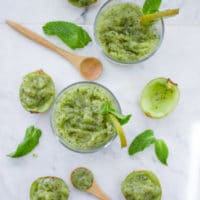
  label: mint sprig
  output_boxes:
[7,126,42,158]
[100,103,132,125]
[143,0,162,14]
[128,130,169,165]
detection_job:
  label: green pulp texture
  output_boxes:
[52,83,119,152]
[140,78,180,118]
[121,171,162,200]
[71,167,94,190]
[30,177,69,200]
[68,0,97,7]
[19,71,55,113]
[95,3,160,63]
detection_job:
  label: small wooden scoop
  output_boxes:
[71,167,110,200]
[86,180,111,200]
[6,20,103,80]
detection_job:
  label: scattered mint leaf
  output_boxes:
[7,126,42,158]
[100,103,132,125]
[143,0,162,14]
[128,130,169,166]
[128,130,156,155]
[43,21,92,49]
[155,139,169,165]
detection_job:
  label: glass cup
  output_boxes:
[94,0,165,65]
[50,81,121,153]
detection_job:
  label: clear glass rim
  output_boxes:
[50,81,121,153]
[94,0,165,65]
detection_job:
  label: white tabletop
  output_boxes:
[1,0,200,199]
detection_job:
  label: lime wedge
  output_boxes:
[109,114,127,148]
[140,9,179,25]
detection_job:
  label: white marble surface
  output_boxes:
[1,0,200,199]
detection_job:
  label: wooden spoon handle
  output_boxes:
[93,192,111,200]
[87,181,111,200]
[5,20,82,65]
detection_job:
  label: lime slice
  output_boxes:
[140,78,180,119]
[109,114,127,148]
[140,9,179,25]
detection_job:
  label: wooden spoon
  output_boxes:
[86,180,111,200]
[71,168,110,200]
[5,20,103,80]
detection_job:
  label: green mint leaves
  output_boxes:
[143,0,162,14]
[128,130,169,165]
[128,130,156,155]
[155,139,169,165]
[43,21,92,50]
[7,126,42,158]
[100,103,132,125]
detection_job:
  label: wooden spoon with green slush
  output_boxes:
[6,20,103,80]
[71,167,111,200]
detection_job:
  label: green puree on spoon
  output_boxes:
[71,167,111,199]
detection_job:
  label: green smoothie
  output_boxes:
[19,70,55,113]
[121,171,162,200]
[52,82,120,152]
[95,2,161,63]
[30,176,70,200]
[71,167,94,190]
[68,0,97,7]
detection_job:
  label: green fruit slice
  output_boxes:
[140,9,179,25]
[121,170,162,200]
[30,176,70,200]
[68,0,97,8]
[19,70,55,113]
[109,114,127,148]
[140,78,180,119]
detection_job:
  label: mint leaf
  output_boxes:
[110,111,132,125]
[100,103,132,125]
[143,0,162,14]
[155,139,169,165]
[43,21,92,49]
[100,102,113,115]
[128,130,156,155]
[7,126,42,158]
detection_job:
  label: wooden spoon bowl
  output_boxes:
[79,57,103,80]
